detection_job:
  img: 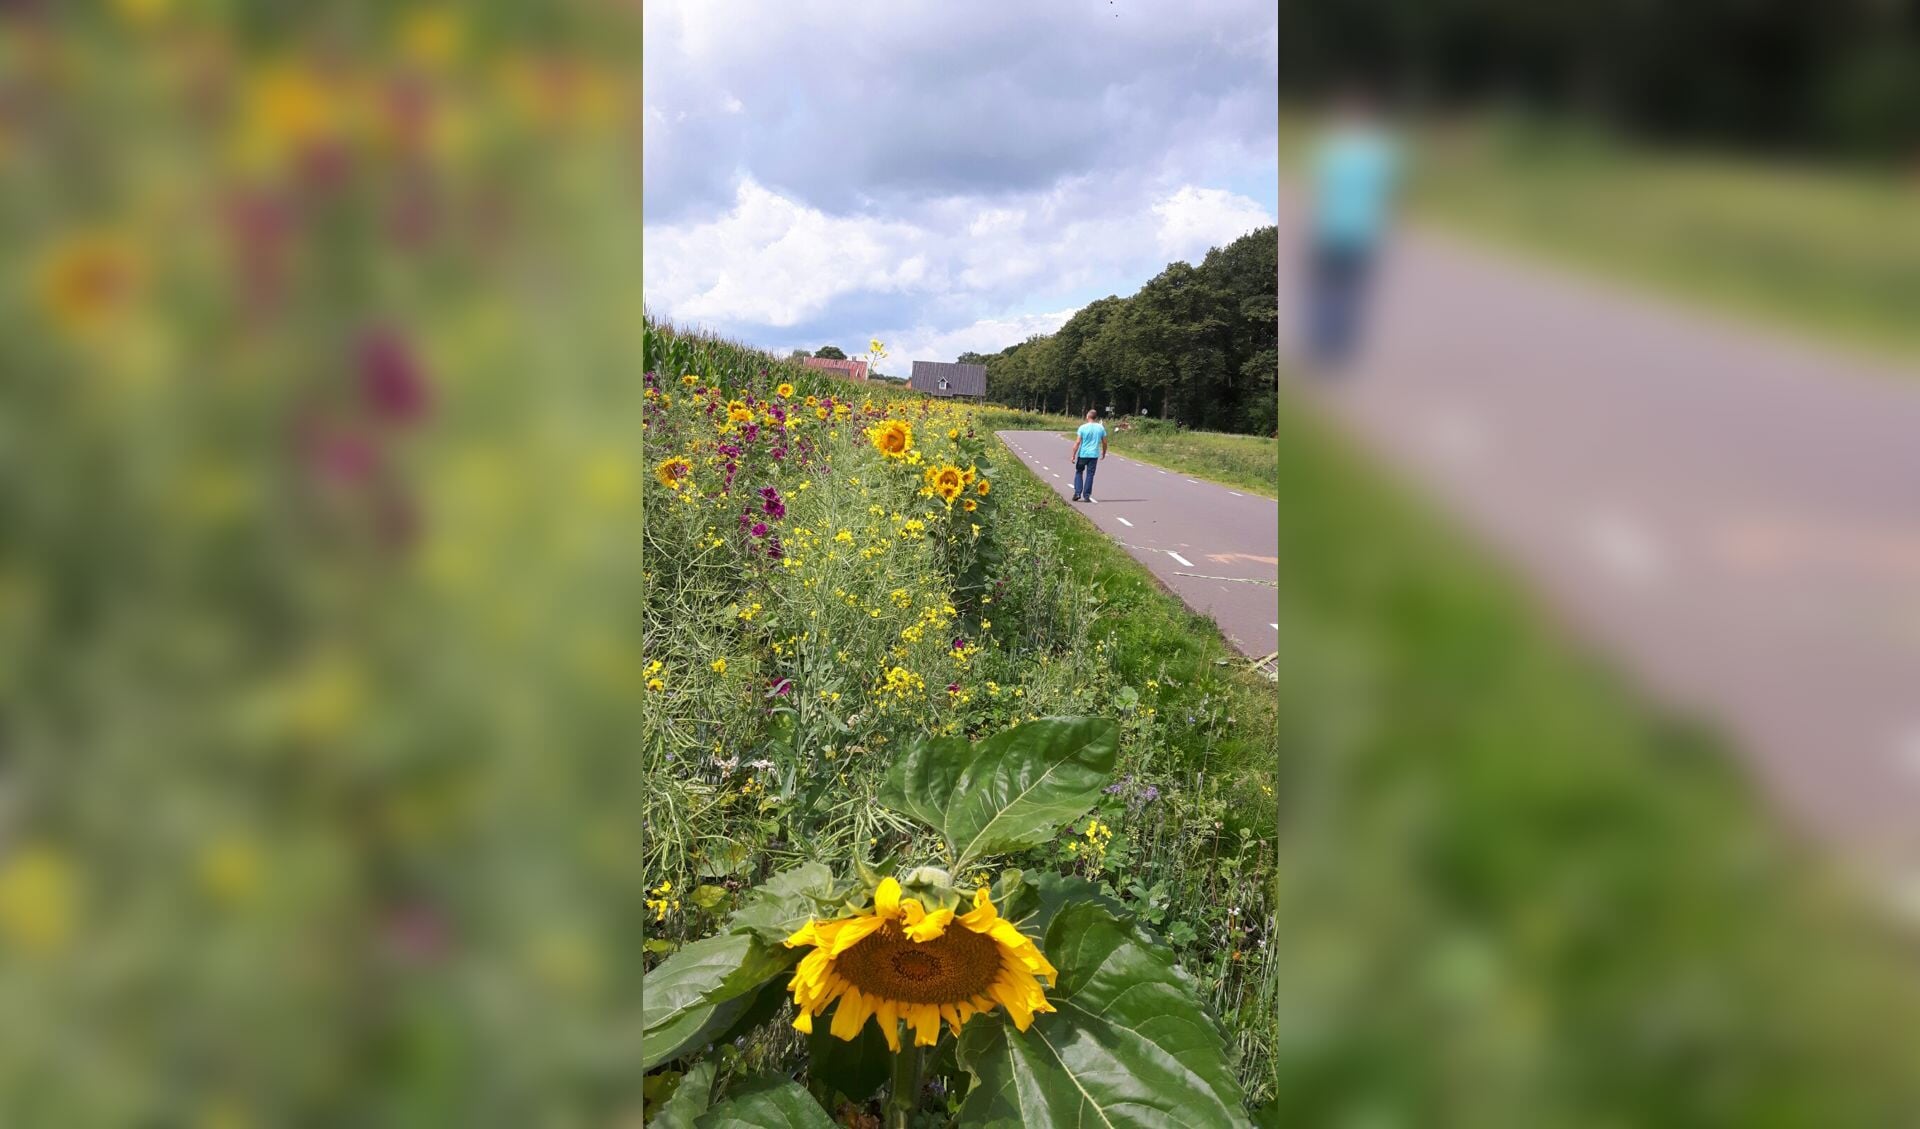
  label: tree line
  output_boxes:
[965,225,1279,436]
[1279,0,1920,161]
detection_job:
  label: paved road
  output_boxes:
[995,431,1277,661]
[1279,201,1920,879]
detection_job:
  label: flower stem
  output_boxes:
[886,1043,924,1128]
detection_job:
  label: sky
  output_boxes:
[641,0,1279,374]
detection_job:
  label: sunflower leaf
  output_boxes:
[725,862,838,941]
[808,1015,892,1104]
[943,716,1119,868]
[878,732,973,835]
[953,898,1252,1128]
[642,931,799,1070]
[649,1059,717,1129]
[693,1073,837,1128]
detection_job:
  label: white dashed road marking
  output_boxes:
[1115,517,1133,527]
[1269,622,1279,629]
[1167,551,1194,568]
[1229,491,1243,497]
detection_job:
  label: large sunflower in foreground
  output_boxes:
[785,878,1056,1050]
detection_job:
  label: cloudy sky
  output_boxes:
[642,0,1278,373]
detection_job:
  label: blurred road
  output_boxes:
[1279,198,1920,877]
[995,431,1278,661]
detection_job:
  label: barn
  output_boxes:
[908,360,987,399]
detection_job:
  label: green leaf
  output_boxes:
[689,884,731,910]
[878,733,972,833]
[642,931,798,1070]
[954,899,1251,1128]
[807,1014,892,1104]
[726,862,838,942]
[650,1060,717,1129]
[944,717,1119,867]
[694,1074,836,1128]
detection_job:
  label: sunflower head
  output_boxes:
[785,878,1055,1050]
[869,419,913,459]
[931,465,965,502]
[653,456,692,489]
[974,478,991,496]
[776,382,795,399]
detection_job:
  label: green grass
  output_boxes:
[1287,114,1920,365]
[983,409,1279,498]
[1260,383,1920,1125]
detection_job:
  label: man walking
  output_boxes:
[1070,409,1107,503]
[1302,86,1400,372]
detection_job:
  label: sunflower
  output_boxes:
[36,233,141,336]
[727,399,755,424]
[869,419,913,460]
[930,465,965,503]
[680,373,699,387]
[785,878,1055,1050]
[962,498,978,512]
[776,382,795,398]
[974,478,991,496]
[653,456,692,489]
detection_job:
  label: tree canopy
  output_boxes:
[982,226,1278,436]
[813,345,847,359]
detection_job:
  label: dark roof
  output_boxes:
[908,360,988,398]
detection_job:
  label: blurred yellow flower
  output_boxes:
[398,7,464,70]
[112,0,172,27]
[710,658,728,674]
[583,452,635,507]
[287,655,366,743]
[0,846,76,954]
[653,455,693,490]
[199,837,264,904]
[237,62,344,169]
[35,232,141,338]
[776,382,795,399]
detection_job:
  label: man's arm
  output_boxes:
[1100,432,1108,458]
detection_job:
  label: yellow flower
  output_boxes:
[869,419,913,460]
[0,846,76,954]
[398,7,464,69]
[647,677,665,692]
[653,455,693,490]
[784,879,1056,1050]
[710,658,728,674]
[962,498,978,512]
[974,478,991,496]
[199,837,263,904]
[776,382,795,399]
[727,400,755,424]
[681,373,699,387]
[35,233,141,338]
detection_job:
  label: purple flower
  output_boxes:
[1104,782,1125,795]
[952,636,967,651]
[768,678,792,697]
[1141,785,1160,802]
[762,498,786,519]
[358,328,431,426]
[750,521,769,538]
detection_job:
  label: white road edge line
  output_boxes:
[1115,517,1133,527]
[1167,551,1194,567]
[1269,623,1278,629]
[1229,491,1242,497]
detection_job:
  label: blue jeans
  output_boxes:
[1303,242,1374,369]
[1072,456,1098,498]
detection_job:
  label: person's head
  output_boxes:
[1085,409,1097,422]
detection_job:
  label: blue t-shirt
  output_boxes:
[1309,127,1399,250]
[1076,422,1106,459]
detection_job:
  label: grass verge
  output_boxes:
[983,408,1279,498]
[1261,381,1920,1124]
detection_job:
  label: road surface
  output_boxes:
[1279,201,1920,880]
[995,431,1278,662]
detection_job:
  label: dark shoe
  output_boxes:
[1070,495,1082,502]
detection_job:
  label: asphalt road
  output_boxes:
[995,431,1278,661]
[1279,201,1920,879]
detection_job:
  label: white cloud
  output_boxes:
[645,179,926,327]
[1153,186,1275,262]
[646,179,1273,339]
[874,308,1081,371]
